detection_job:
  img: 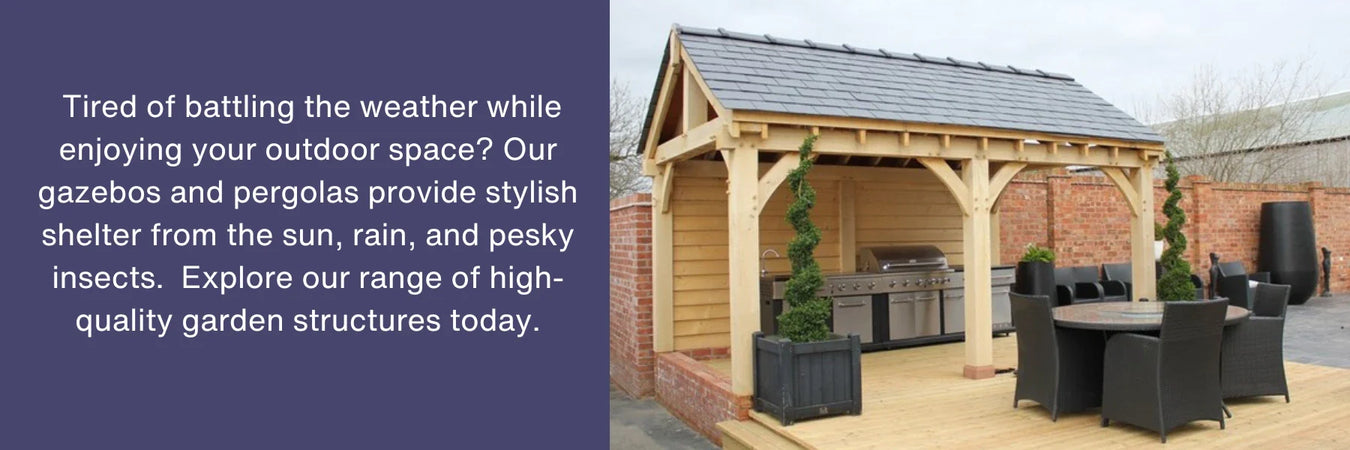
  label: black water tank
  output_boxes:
[1259,201,1317,305]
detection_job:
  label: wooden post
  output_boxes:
[651,164,675,353]
[961,157,995,379]
[727,142,761,396]
[838,180,857,272]
[1130,161,1158,301]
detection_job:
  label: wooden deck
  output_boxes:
[709,336,1350,449]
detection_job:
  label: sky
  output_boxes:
[610,0,1350,120]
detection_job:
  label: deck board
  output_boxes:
[703,336,1350,448]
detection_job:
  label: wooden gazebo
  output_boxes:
[639,25,1166,397]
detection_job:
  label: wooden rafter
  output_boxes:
[734,110,1165,152]
[732,126,1148,168]
[642,30,684,160]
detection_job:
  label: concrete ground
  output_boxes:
[610,294,1350,449]
[1282,293,1350,368]
[609,384,716,450]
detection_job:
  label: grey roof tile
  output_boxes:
[676,26,1162,143]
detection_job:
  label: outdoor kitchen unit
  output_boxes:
[762,244,1013,351]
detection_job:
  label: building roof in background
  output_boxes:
[1282,91,1350,144]
[675,25,1164,143]
[1154,91,1350,155]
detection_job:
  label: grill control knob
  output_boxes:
[944,277,951,283]
[902,280,910,287]
[868,281,876,289]
[853,283,861,290]
[889,280,897,288]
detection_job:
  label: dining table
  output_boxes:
[1043,300,1251,414]
[1054,301,1251,331]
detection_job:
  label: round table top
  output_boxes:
[1053,302,1250,331]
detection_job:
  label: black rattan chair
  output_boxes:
[1101,299,1227,443]
[1103,262,1206,300]
[1055,266,1126,306]
[1011,293,1104,420]
[1222,283,1292,402]
[1212,260,1271,309]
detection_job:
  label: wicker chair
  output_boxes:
[1011,293,1104,420]
[1055,266,1126,306]
[1222,283,1292,402]
[1101,299,1227,443]
[1102,262,1206,300]
[1212,260,1271,309]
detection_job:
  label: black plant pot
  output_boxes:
[752,332,862,426]
[1015,261,1056,298]
[1259,201,1318,305]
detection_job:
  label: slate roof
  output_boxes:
[673,25,1164,144]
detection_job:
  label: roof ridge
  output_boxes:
[674,24,1075,82]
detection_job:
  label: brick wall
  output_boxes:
[610,193,655,397]
[654,352,747,446]
[1000,173,1350,292]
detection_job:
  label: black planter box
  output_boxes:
[752,332,862,425]
[1014,260,1055,298]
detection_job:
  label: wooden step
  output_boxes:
[717,419,806,450]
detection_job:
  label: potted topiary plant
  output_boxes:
[1014,243,1056,299]
[753,135,862,426]
[1157,151,1199,301]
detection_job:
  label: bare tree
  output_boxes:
[1143,59,1332,184]
[610,79,650,198]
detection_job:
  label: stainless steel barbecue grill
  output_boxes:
[761,244,1013,351]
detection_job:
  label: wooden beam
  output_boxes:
[1079,143,1090,156]
[655,117,725,164]
[729,126,1149,168]
[1100,167,1143,217]
[756,152,802,212]
[918,158,973,216]
[838,180,857,272]
[979,137,989,151]
[989,162,1028,203]
[1014,140,1024,153]
[857,129,868,145]
[961,157,994,379]
[652,164,675,353]
[1045,141,1058,154]
[733,110,1166,151]
[901,131,910,147]
[641,29,683,160]
[658,164,676,213]
[727,142,761,396]
[1129,161,1158,301]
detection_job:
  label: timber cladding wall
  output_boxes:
[668,162,966,352]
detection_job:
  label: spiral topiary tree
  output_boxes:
[777,135,832,342]
[1157,151,1197,301]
